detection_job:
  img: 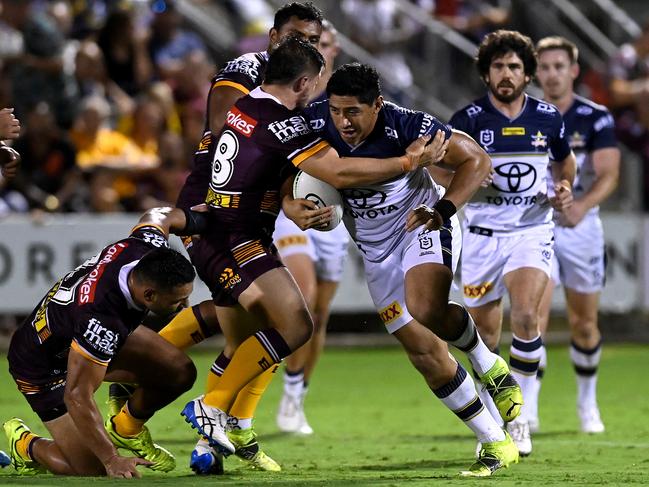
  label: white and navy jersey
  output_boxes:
[303,100,450,262]
[548,95,617,218]
[450,94,571,233]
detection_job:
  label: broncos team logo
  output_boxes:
[492,162,537,193]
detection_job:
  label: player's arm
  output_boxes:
[406,129,491,232]
[208,85,248,134]
[559,147,620,228]
[0,142,20,180]
[136,207,208,237]
[65,345,151,477]
[299,131,446,189]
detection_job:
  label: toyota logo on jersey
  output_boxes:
[492,162,537,193]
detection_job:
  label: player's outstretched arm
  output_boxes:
[65,348,153,477]
[136,207,208,237]
[299,132,447,188]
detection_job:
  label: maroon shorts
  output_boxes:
[187,233,283,306]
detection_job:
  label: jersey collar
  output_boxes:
[119,260,144,311]
[485,93,529,123]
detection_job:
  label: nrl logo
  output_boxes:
[531,130,547,148]
[479,129,494,148]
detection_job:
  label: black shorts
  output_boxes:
[10,371,68,422]
[187,233,283,307]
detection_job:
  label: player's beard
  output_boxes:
[490,79,527,104]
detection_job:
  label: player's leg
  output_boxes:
[503,266,549,456]
[108,300,221,417]
[565,288,604,433]
[531,277,555,433]
[556,219,606,433]
[275,252,317,434]
[392,321,518,477]
[186,265,314,453]
[103,326,197,471]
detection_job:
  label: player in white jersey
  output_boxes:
[534,37,620,434]
[449,30,577,456]
[274,21,351,435]
[300,63,522,477]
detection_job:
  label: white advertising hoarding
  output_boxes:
[0,212,642,314]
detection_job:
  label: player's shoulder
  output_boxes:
[128,224,170,249]
[302,99,329,132]
[571,95,611,118]
[383,101,444,135]
[452,97,489,121]
[525,95,562,119]
[215,50,268,81]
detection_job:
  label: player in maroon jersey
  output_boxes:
[4,208,202,478]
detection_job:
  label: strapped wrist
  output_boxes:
[433,199,457,221]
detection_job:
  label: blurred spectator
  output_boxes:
[341,0,416,102]
[227,0,274,53]
[11,102,81,212]
[70,95,159,212]
[433,0,511,42]
[97,7,153,96]
[1,0,79,127]
[75,40,134,118]
[149,0,207,81]
[608,21,649,209]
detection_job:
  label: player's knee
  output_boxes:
[510,307,539,337]
[170,355,197,394]
[571,321,599,344]
[407,300,447,332]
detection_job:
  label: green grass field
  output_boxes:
[1,344,648,486]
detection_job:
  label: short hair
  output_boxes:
[264,36,324,85]
[273,2,323,31]
[322,19,337,35]
[536,36,579,64]
[326,63,381,105]
[476,30,537,79]
[133,248,195,291]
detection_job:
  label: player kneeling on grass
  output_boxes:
[3,208,203,478]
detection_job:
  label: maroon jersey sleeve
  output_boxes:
[212,52,267,96]
[71,314,129,367]
[263,113,330,167]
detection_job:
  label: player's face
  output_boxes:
[318,29,340,68]
[329,95,382,146]
[537,49,577,101]
[146,282,193,316]
[269,17,321,51]
[486,51,529,104]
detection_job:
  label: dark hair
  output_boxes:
[273,2,323,31]
[536,36,579,64]
[326,63,381,105]
[133,248,195,291]
[476,30,537,79]
[265,36,324,85]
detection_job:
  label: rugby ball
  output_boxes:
[292,171,344,231]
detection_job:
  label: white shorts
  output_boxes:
[273,211,350,282]
[551,215,605,293]
[364,216,462,334]
[461,226,554,307]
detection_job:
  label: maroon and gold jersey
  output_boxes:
[177,51,269,210]
[8,225,169,381]
[204,87,329,234]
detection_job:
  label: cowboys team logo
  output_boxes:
[479,129,494,149]
[531,131,547,149]
[492,163,537,193]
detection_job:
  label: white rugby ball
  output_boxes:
[292,171,344,231]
